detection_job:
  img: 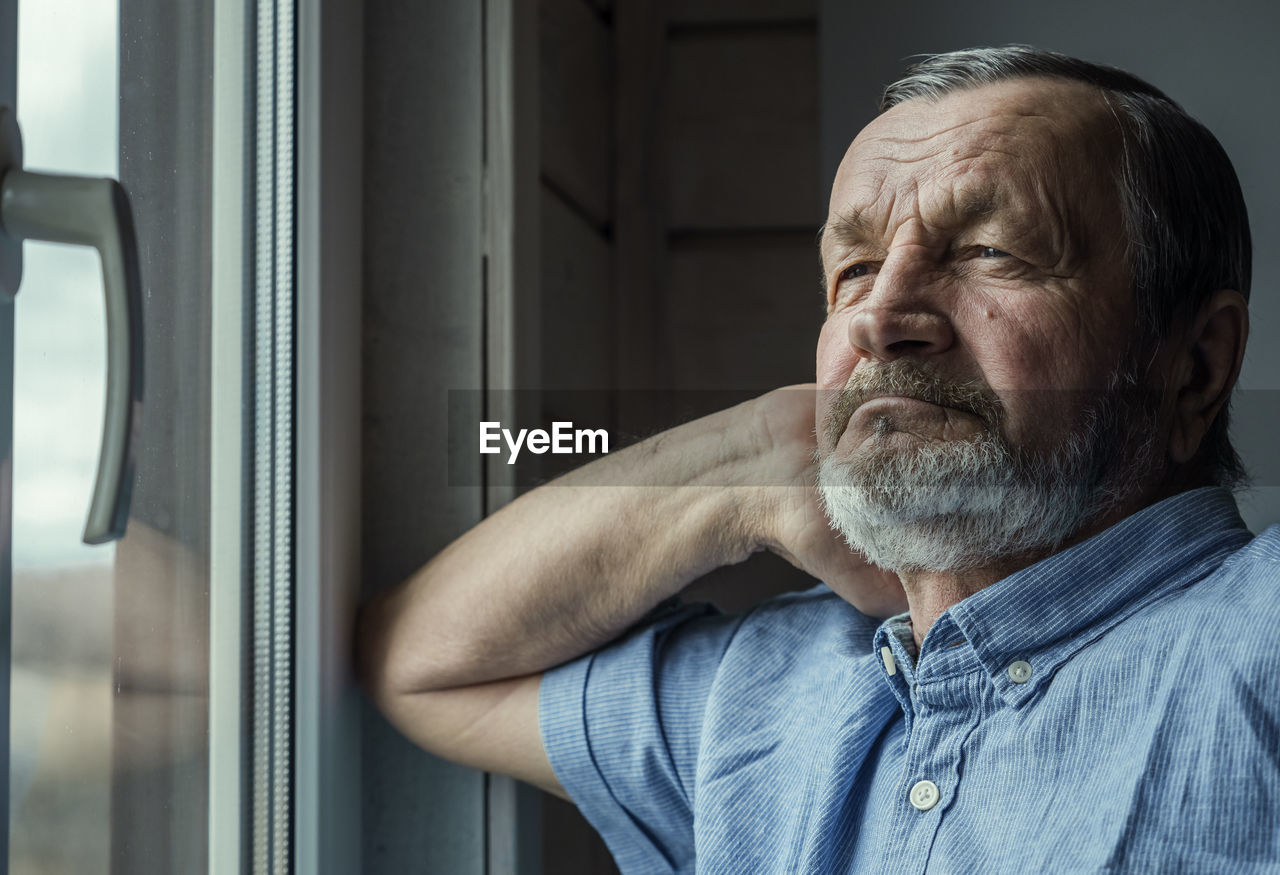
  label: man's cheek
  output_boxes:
[815,319,861,390]
[996,401,1070,457]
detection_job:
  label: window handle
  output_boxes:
[0,107,143,545]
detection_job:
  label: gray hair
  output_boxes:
[880,45,1251,489]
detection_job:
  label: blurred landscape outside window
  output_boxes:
[11,1,119,871]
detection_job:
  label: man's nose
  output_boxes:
[846,255,953,362]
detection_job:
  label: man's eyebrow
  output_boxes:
[818,184,1008,256]
[956,185,1004,224]
[817,211,876,256]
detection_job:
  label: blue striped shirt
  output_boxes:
[538,487,1280,873]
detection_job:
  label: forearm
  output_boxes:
[358,400,767,698]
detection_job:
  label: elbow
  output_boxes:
[353,596,393,703]
[353,587,471,703]
[353,591,422,708]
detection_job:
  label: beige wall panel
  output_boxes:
[541,185,614,391]
[663,29,820,230]
[613,0,666,421]
[541,0,614,224]
[667,0,817,25]
[535,186,616,485]
[663,234,823,392]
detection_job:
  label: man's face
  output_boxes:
[815,77,1162,572]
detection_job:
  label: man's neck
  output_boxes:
[898,562,1027,654]
[897,484,1181,654]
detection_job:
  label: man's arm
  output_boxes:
[355,386,904,798]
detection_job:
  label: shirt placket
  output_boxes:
[874,629,984,875]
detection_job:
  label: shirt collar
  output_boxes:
[873,487,1252,709]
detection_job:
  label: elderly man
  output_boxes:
[359,46,1278,872]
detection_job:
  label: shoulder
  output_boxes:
[1219,522,1280,578]
[1071,526,1280,694]
[1141,525,1280,681]
[1173,524,1280,629]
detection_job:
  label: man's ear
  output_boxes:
[1168,289,1249,464]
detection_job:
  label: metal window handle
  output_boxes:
[0,107,143,545]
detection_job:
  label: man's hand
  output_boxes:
[746,385,907,618]
[356,386,904,797]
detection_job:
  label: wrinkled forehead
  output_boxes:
[826,77,1121,246]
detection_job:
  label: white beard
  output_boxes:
[816,389,1159,574]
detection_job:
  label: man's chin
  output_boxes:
[816,452,1089,575]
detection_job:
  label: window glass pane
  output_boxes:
[11,0,219,872]
[11,1,119,871]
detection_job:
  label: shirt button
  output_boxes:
[880,646,897,676]
[909,780,940,811]
[1008,660,1032,684]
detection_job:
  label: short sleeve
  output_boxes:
[538,600,746,874]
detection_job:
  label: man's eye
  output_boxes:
[840,262,871,280]
[980,246,1010,258]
